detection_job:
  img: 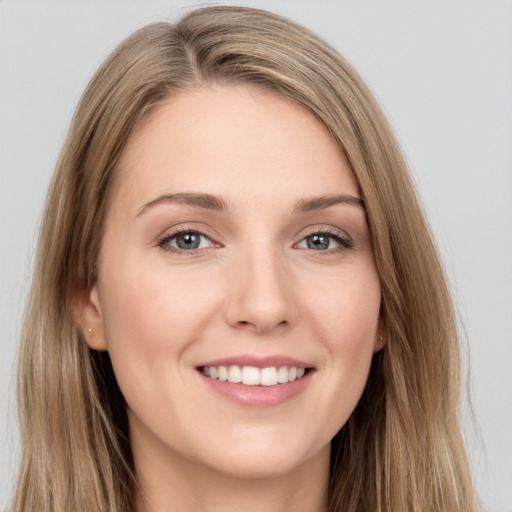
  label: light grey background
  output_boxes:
[1,1,511,510]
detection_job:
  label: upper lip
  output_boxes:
[197,354,313,369]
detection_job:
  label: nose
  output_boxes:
[223,248,297,334]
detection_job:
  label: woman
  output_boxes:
[12,6,478,512]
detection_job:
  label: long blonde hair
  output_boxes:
[13,6,477,511]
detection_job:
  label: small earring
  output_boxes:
[87,328,92,336]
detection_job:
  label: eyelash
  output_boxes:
[158,226,354,255]
[158,227,217,255]
[296,228,354,253]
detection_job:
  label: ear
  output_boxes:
[373,318,387,353]
[71,278,108,351]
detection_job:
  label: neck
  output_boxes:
[133,435,330,512]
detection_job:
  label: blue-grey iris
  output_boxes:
[307,234,330,250]
[176,232,201,249]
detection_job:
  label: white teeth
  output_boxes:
[218,366,228,381]
[228,365,242,383]
[260,367,278,386]
[202,365,308,386]
[242,366,260,385]
[277,366,288,384]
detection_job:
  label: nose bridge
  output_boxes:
[224,237,296,333]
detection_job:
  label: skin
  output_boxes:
[77,84,384,512]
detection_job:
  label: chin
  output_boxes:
[195,429,330,480]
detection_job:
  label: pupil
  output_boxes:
[177,232,200,249]
[307,234,329,250]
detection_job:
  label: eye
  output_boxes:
[160,230,215,252]
[296,231,353,251]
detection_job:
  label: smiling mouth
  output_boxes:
[199,365,311,386]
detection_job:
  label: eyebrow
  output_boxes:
[136,191,364,218]
[293,194,365,213]
[136,192,230,217]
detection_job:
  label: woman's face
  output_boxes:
[85,85,383,480]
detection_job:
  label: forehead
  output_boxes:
[113,84,359,212]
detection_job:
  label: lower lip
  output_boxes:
[199,371,313,407]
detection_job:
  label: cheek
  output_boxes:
[95,266,222,439]
[309,265,381,344]
[100,260,213,341]
[305,264,381,395]
[96,261,218,393]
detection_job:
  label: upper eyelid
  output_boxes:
[298,224,352,240]
[158,224,218,242]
